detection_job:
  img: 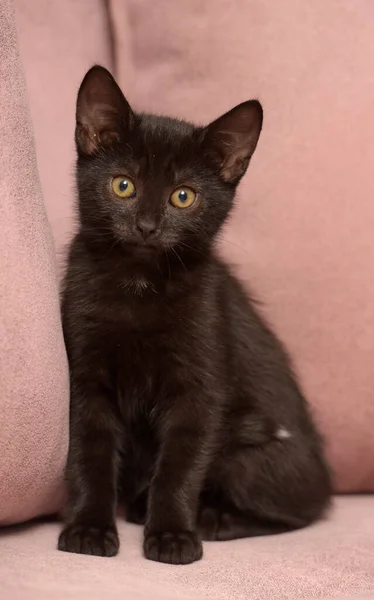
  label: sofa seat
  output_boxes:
[1,497,373,600]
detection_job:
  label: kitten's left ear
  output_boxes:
[202,101,263,184]
[75,65,135,156]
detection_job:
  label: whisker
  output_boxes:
[178,241,205,256]
[164,248,172,281]
[220,237,251,256]
[171,247,187,272]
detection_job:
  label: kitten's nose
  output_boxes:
[136,216,157,240]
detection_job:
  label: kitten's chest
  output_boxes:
[114,327,171,425]
[116,334,160,394]
[99,281,176,334]
[96,284,193,415]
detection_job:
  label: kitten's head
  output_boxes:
[75,66,262,261]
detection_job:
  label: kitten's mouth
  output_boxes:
[123,240,160,258]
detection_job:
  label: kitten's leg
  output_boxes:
[58,382,120,557]
[199,503,295,541]
[200,436,331,542]
[144,395,215,565]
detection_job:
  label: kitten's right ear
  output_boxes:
[75,65,135,156]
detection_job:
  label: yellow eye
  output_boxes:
[170,187,196,209]
[111,176,136,198]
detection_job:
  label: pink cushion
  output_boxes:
[3,0,114,524]
[109,0,374,491]
[0,0,68,523]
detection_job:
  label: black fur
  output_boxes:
[58,66,331,564]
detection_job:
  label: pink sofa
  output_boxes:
[1,1,373,598]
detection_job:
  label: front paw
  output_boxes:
[143,530,202,565]
[58,522,119,557]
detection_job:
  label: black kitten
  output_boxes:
[58,66,331,564]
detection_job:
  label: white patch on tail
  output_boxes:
[275,426,292,440]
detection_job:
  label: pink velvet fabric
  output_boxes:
[0,0,68,523]
[108,0,374,491]
[1,498,373,599]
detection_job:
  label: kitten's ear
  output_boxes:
[202,101,263,184]
[75,65,135,156]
